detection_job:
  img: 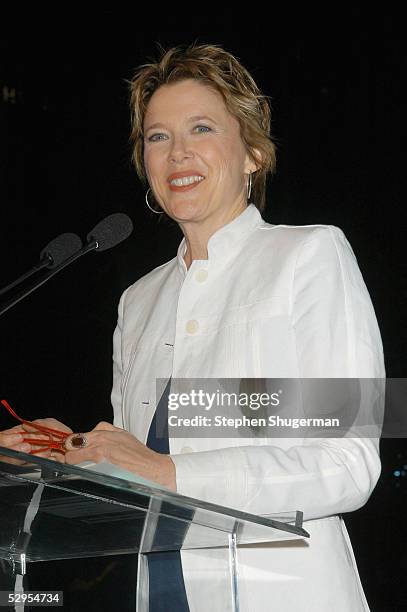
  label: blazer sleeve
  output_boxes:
[171,225,385,521]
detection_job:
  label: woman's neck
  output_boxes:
[181,201,247,269]
[183,233,209,268]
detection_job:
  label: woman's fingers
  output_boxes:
[1,419,72,458]
[20,418,73,456]
[0,431,30,452]
[63,423,118,453]
[2,424,25,434]
[22,418,73,434]
[62,428,176,489]
[91,421,119,432]
[0,432,32,464]
[0,427,68,464]
[64,427,131,463]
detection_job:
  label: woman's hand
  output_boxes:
[1,419,73,461]
[24,418,73,461]
[0,424,38,465]
[0,424,31,455]
[64,422,177,491]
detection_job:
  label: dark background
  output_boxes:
[0,9,405,611]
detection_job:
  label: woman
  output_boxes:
[1,44,384,611]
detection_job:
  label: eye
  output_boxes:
[147,133,168,142]
[193,125,212,134]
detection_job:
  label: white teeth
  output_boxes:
[170,175,204,186]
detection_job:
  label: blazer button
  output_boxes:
[180,446,194,454]
[186,319,199,334]
[195,269,208,282]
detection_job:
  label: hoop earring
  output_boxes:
[145,188,164,214]
[247,172,252,201]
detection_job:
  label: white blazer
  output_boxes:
[111,204,385,611]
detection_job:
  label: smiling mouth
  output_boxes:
[169,175,205,186]
[168,175,205,192]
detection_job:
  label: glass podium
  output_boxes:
[0,448,309,611]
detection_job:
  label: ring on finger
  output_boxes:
[66,433,88,450]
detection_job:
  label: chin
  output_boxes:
[166,199,206,222]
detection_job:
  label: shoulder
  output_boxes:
[248,220,355,264]
[256,219,348,244]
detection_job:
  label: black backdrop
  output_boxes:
[1,9,405,610]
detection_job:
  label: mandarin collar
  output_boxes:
[176,203,263,276]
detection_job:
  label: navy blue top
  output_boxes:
[146,379,190,611]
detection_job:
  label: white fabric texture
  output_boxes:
[111,204,385,611]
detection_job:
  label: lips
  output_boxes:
[167,170,205,192]
[167,170,205,182]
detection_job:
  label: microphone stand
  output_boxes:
[0,241,98,318]
[0,257,52,297]
[0,232,82,297]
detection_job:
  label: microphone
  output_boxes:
[0,233,83,297]
[0,213,133,317]
[86,212,134,252]
[40,232,83,269]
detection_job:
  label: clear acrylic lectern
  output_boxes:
[0,448,309,611]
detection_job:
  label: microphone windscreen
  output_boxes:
[40,233,83,269]
[87,213,133,252]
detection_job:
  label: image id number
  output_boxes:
[0,591,63,607]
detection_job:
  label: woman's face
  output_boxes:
[143,79,256,229]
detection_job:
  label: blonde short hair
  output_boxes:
[128,43,276,212]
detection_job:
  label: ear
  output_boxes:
[244,147,262,174]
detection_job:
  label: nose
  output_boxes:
[168,134,193,164]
